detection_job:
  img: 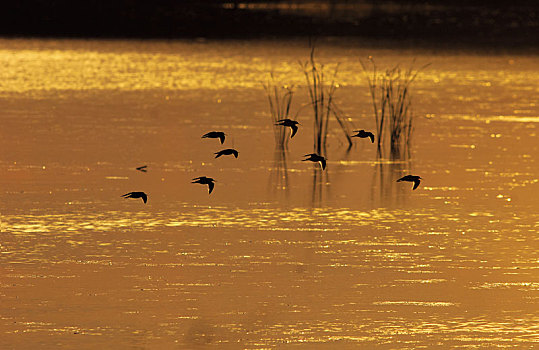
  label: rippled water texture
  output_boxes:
[1,38,538,349]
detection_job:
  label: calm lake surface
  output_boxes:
[1,38,538,349]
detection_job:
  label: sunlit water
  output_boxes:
[1,38,538,349]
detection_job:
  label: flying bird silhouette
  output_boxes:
[303,153,326,170]
[396,175,422,190]
[276,118,300,138]
[121,191,148,203]
[352,130,375,143]
[136,165,148,172]
[202,131,226,144]
[215,148,239,158]
[192,176,216,194]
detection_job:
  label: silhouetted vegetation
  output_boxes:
[360,58,429,160]
[263,76,295,150]
[301,46,353,155]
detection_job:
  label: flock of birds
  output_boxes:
[122,118,422,204]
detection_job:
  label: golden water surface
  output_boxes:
[1,38,538,349]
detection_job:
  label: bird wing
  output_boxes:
[290,124,298,138]
[141,193,148,203]
[412,179,421,190]
[218,134,225,144]
[320,159,326,170]
[368,133,375,143]
[208,181,214,194]
[232,150,238,158]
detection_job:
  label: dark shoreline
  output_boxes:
[0,1,537,49]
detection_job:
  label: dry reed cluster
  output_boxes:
[360,58,429,159]
[300,47,353,155]
[264,48,427,160]
[263,75,295,150]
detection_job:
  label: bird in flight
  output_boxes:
[136,165,148,172]
[215,148,239,158]
[352,130,375,143]
[303,153,326,170]
[192,176,216,194]
[396,175,422,190]
[202,131,226,144]
[275,119,300,138]
[121,191,148,203]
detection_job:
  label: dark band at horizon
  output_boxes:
[0,0,537,48]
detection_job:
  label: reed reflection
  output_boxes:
[268,149,290,201]
[370,160,409,207]
[311,166,330,207]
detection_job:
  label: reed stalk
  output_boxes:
[263,75,295,149]
[360,58,428,159]
[301,46,353,155]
